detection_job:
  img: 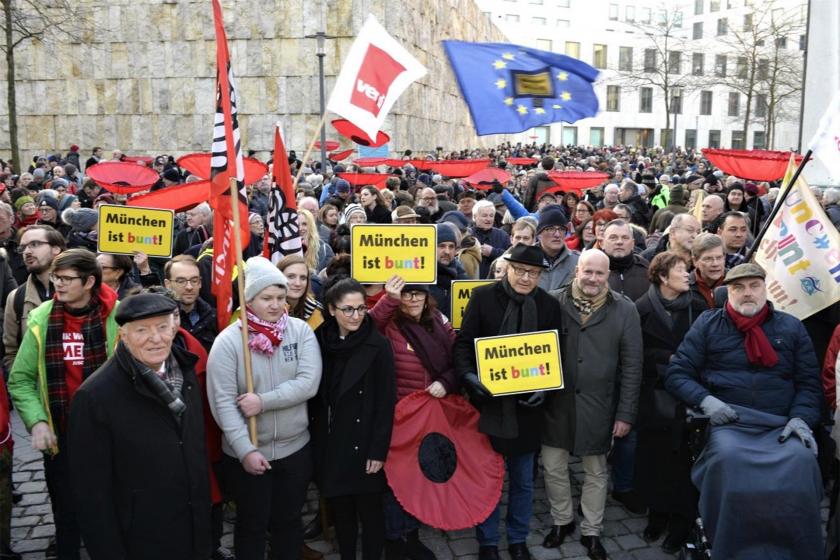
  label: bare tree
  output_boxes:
[1,0,88,172]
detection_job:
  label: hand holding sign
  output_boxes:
[384,275,406,300]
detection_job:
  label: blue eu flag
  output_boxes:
[442,40,600,135]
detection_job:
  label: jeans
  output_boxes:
[329,493,384,560]
[44,438,81,560]
[224,444,313,560]
[476,452,534,547]
[609,429,637,493]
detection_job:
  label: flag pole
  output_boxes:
[229,177,258,445]
[745,150,812,261]
[292,111,330,189]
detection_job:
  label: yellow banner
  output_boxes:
[475,330,564,396]
[97,205,175,258]
[351,224,437,283]
[450,279,496,329]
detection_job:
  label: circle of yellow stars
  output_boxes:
[492,52,572,116]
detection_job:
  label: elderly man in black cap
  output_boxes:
[455,244,563,560]
[535,206,579,292]
[68,293,211,560]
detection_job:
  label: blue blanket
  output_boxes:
[692,405,823,559]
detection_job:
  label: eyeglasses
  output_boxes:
[17,240,50,253]
[50,273,83,285]
[336,305,368,317]
[400,290,427,301]
[540,226,564,236]
[172,277,201,287]
[510,265,541,279]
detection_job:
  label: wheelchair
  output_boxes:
[678,409,712,560]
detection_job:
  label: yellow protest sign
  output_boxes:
[97,205,175,258]
[450,279,496,329]
[351,224,437,283]
[475,330,563,396]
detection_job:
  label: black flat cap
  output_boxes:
[115,293,178,326]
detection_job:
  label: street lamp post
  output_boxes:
[305,31,334,174]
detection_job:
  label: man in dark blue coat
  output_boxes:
[665,262,823,559]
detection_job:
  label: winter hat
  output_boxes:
[50,178,70,191]
[536,205,568,234]
[244,256,288,302]
[335,178,351,193]
[744,182,759,196]
[669,185,688,205]
[417,173,432,186]
[38,196,59,213]
[161,167,181,183]
[59,194,78,213]
[94,193,116,206]
[342,203,366,224]
[63,163,78,177]
[392,205,419,221]
[436,223,458,245]
[62,207,98,232]
[32,168,46,183]
[14,196,34,211]
[440,210,470,232]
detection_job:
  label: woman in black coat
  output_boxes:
[311,278,396,560]
[359,185,392,224]
[633,251,707,554]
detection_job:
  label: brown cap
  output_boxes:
[723,262,766,285]
[391,205,419,221]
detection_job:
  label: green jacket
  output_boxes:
[8,298,120,438]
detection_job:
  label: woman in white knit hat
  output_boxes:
[207,256,323,560]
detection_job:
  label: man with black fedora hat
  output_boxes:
[455,243,563,560]
[68,293,212,559]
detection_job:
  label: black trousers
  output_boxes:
[328,492,385,560]
[224,444,312,560]
[44,438,81,560]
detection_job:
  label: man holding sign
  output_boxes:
[541,249,642,559]
[454,244,563,560]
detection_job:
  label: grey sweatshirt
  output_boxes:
[207,317,322,462]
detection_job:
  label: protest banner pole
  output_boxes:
[229,177,258,445]
[292,111,330,189]
[745,150,812,261]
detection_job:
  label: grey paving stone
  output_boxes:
[13,538,49,552]
[615,533,648,550]
[10,515,40,528]
[448,537,479,555]
[30,524,55,539]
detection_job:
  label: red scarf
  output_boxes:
[725,302,778,368]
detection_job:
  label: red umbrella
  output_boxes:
[506,157,539,166]
[126,180,211,212]
[353,157,390,167]
[122,156,154,166]
[329,149,355,162]
[701,149,804,181]
[429,159,491,178]
[337,172,394,189]
[85,162,161,194]
[314,140,340,151]
[544,171,611,195]
[332,119,390,148]
[464,168,512,189]
[385,392,504,531]
[176,153,268,185]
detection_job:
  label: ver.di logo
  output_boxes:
[800,276,823,295]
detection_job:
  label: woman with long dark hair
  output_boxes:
[359,186,392,224]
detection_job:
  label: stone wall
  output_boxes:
[0,0,509,164]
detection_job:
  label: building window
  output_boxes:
[536,39,553,51]
[753,130,766,149]
[562,126,578,145]
[714,54,727,77]
[590,127,605,146]
[695,0,703,15]
[717,18,728,36]
[693,53,705,75]
[685,129,697,149]
[755,93,767,117]
[758,58,769,80]
[626,6,635,22]
[565,41,580,58]
[709,129,721,148]
[556,19,570,27]
[674,10,683,27]
[593,44,607,69]
[700,90,713,115]
[606,85,621,111]
[668,51,682,74]
[532,16,547,25]
[731,130,745,149]
[710,0,720,11]
[639,87,653,113]
[505,14,520,22]
[619,47,633,72]
[609,3,619,20]
[670,89,683,114]
[641,7,651,23]
[736,57,747,78]
[644,49,657,72]
[728,92,740,116]
[776,36,787,48]
[660,129,673,149]
[743,13,753,31]
[799,34,806,50]
[693,21,703,40]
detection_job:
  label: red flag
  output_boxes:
[264,124,303,264]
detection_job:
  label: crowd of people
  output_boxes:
[0,142,837,560]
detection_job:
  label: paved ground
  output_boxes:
[8,411,829,559]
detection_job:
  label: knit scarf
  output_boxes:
[397,312,455,388]
[243,307,288,355]
[302,297,320,321]
[571,280,609,324]
[115,341,186,419]
[499,279,538,335]
[725,301,778,368]
[608,252,634,272]
[647,285,693,332]
[44,297,108,433]
[694,273,723,309]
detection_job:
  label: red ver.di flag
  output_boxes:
[327,14,427,141]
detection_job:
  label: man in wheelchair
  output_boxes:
[665,263,823,560]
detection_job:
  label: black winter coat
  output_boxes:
[365,204,392,224]
[311,317,396,497]
[453,281,563,455]
[608,254,650,302]
[180,297,219,353]
[68,344,211,560]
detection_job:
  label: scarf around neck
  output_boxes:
[608,252,634,272]
[499,278,538,335]
[571,280,609,323]
[242,307,289,355]
[647,284,693,332]
[397,311,455,386]
[725,301,778,368]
